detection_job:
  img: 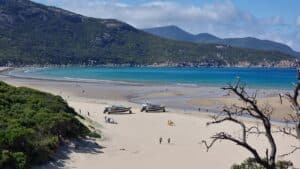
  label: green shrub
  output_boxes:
[0,81,93,168]
[0,150,12,168]
[88,131,101,138]
[12,152,27,169]
[231,158,264,169]
[0,150,28,169]
[231,158,294,169]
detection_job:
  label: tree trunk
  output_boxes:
[296,122,300,140]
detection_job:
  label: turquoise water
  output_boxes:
[20,67,297,89]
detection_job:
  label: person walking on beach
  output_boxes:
[167,138,171,144]
[159,137,163,144]
[279,93,283,104]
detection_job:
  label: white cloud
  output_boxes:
[34,0,300,51]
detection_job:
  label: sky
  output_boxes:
[33,0,300,51]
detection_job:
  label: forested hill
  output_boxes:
[0,0,296,67]
[144,25,300,58]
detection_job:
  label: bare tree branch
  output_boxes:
[203,63,300,169]
[280,146,300,157]
[286,83,300,114]
[285,81,300,140]
[275,127,298,139]
[203,82,281,168]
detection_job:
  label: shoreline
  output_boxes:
[6,66,296,91]
[0,66,13,73]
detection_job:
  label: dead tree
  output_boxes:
[285,61,300,140]
[202,78,300,169]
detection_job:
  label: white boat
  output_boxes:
[141,103,166,112]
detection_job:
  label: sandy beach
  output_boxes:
[0,69,299,169]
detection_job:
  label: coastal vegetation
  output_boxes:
[0,81,92,169]
[0,0,295,67]
[231,158,294,169]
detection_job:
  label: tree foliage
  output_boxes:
[0,81,91,168]
[231,158,294,169]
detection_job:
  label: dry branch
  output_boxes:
[203,78,300,169]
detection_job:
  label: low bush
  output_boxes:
[0,81,93,168]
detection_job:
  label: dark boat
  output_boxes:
[103,105,132,114]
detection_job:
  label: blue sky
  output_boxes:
[33,0,300,51]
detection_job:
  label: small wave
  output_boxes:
[63,77,75,80]
[176,83,198,87]
[61,76,143,86]
[10,67,48,75]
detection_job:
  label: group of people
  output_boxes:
[104,116,117,124]
[78,107,119,125]
[78,109,91,116]
[159,137,172,144]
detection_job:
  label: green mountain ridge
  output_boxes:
[0,0,296,67]
[143,25,300,58]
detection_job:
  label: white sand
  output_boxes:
[43,98,300,169]
[1,73,299,169]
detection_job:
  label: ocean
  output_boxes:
[14,66,297,89]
